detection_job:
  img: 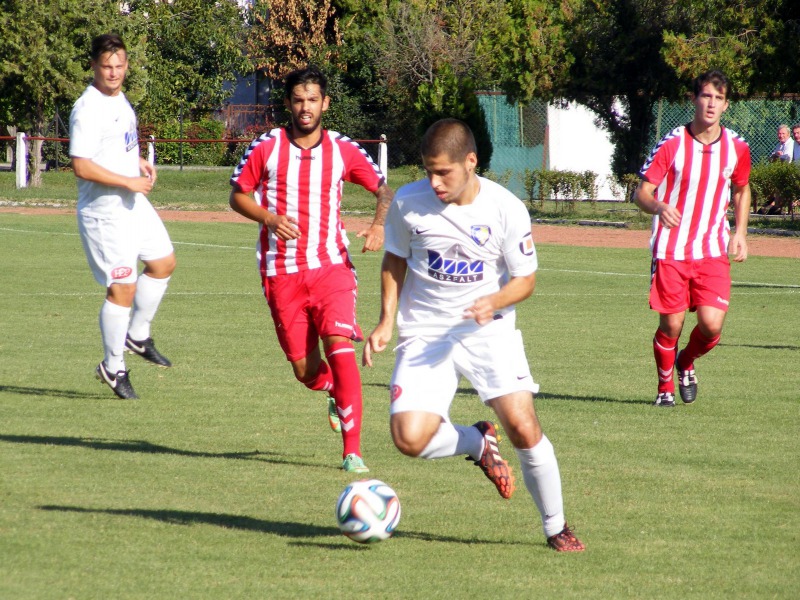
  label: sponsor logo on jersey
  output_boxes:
[294,154,316,160]
[414,226,430,235]
[111,266,133,280]
[470,225,491,246]
[427,247,484,283]
[390,384,402,402]
[125,125,138,153]
[519,232,535,256]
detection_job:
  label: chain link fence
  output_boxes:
[651,97,800,164]
[478,93,800,201]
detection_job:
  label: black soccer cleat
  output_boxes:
[676,351,698,404]
[653,392,675,407]
[96,362,139,399]
[125,335,172,367]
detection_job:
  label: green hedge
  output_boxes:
[749,161,800,214]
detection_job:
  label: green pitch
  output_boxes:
[0,213,798,599]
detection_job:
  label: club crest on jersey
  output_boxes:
[470,225,491,246]
[427,246,484,283]
[519,232,535,256]
[723,167,733,179]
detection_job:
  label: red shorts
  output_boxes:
[263,263,363,362]
[649,257,731,314]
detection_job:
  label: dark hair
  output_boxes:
[284,66,328,99]
[90,33,126,61]
[693,70,730,99]
[420,118,478,162]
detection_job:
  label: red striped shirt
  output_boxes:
[231,128,384,276]
[639,125,750,260]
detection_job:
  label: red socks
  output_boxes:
[302,360,334,393]
[325,341,363,458]
[653,329,678,393]
[678,326,720,370]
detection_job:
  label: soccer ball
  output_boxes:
[335,479,401,543]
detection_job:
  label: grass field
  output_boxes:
[1,209,798,598]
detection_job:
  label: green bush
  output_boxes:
[749,160,800,215]
[150,118,229,166]
[523,168,598,213]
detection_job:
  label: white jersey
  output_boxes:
[69,85,141,218]
[385,176,538,337]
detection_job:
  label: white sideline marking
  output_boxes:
[2,226,797,289]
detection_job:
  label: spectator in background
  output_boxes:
[792,124,800,162]
[769,124,793,162]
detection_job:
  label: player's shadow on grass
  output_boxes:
[366,383,640,404]
[719,342,798,351]
[0,433,325,469]
[537,392,643,404]
[732,282,799,290]
[39,505,520,546]
[0,384,106,400]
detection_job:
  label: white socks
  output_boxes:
[515,436,566,538]
[419,422,484,460]
[100,300,131,373]
[127,274,170,341]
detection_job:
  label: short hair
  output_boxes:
[793,124,800,131]
[90,33,126,62]
[778,124,790,133]
[284,66,328,99]
[692,70,730,99]
[420,119,477,162]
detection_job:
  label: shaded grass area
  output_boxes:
[1,213,798,599]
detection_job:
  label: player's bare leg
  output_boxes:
[490,391,585,552]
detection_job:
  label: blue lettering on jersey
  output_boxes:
[427,248,484,283]
[125,125,138,153]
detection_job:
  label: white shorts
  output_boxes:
[389,327,539,418]
[78,196,174,287]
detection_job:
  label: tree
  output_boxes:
[128,0,251,126]
[0,0,135,185]
[245,0,343,81]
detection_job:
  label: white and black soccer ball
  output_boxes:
[335,479,401,543]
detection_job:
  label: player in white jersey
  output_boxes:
[635,70,751,408]
[363,119,585,552]
[70,34,176,400]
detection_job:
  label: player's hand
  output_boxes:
[266,214,301,241]
[657,203,681,229]
[463,296,495,325]
[139,158,157,184]
[356,223,384,252]
[728,232,748,262]
[127,176,154,195]
[362,323,392,367]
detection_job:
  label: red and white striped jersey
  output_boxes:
[231,128,385,276]
[639,124,751,260]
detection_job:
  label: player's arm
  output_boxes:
[634,179,681,229]
[356,183,395,253]
[71,156,154,195]
[464,272,537,326]
[229,185,300,241]
[728,182,750,262]
[363,251,406,367]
